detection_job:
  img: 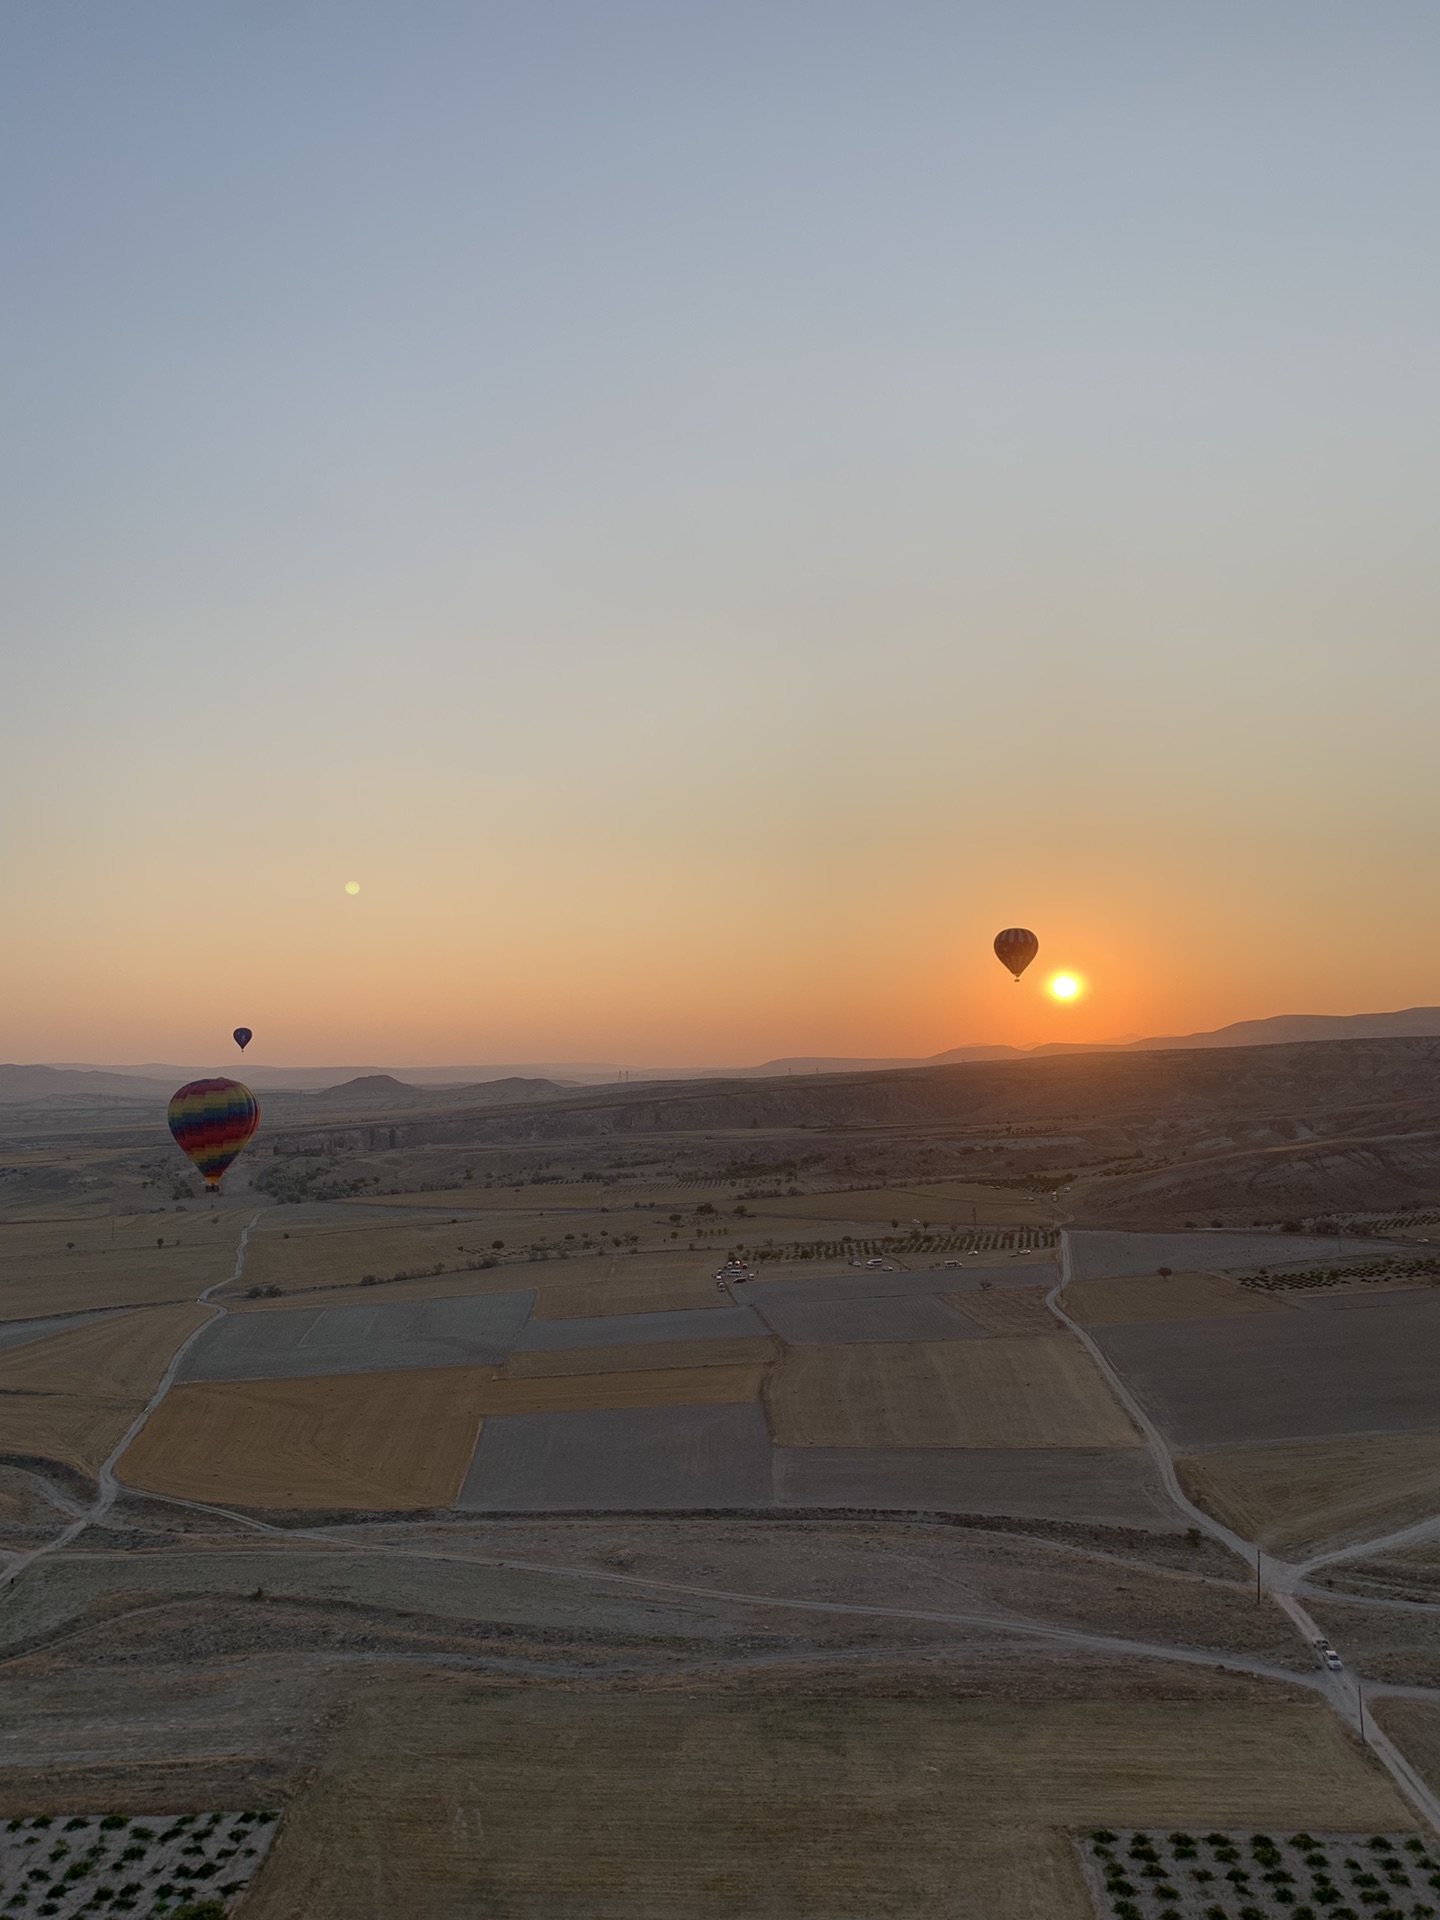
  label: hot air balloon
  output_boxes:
[233,1027,252,1052]
[168,1078,260,1189]
[994,927,1039,981]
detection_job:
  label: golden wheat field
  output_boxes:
[116,1367,493,1509]
[1064,1269,1285,1325]
[243,1686,1409,1920]
[765,1335,1140,1449]
[0,1305,210,1474]
[1177,1431,1440,1551]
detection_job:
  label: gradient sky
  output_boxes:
[2,2,1438,1067]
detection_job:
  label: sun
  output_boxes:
[1048,972,1082,1001]
[344,880,361,895]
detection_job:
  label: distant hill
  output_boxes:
[284,1074,565,1113]
[23,1008,1440,1100]
[1128,1007,1440,1050]
[0,1064,176,1105]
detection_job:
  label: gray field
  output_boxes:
[1070,1228,1401,1278]
[753,1290,984,1344]
[773,1446,1176,1526]
[178,1290,537,1382]
[1093,1290,1440,1448]
[513,1303,767,1350]
[0,1309,119,1353]
[458,1403,776,1510]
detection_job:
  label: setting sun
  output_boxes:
[1048,972,1082,1001]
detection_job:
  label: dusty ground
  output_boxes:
[1303,1593,1440,1688]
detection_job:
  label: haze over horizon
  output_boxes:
[3,3,1437,1067]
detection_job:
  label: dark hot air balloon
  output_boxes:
[233,1027,252,1052]
[168,1078,260,1189]
[994,927,1039,981]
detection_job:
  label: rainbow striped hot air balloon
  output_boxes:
[167,1077,260,1189]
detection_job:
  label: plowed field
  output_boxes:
[766,1336,1140,1449]
[115,1367,493,1509]
[947,1284,1055,1336]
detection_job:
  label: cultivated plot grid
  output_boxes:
[1076,1828,1438,1920]
[0,1810,278,1918]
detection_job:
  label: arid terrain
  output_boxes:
[3,1041,1440,1915]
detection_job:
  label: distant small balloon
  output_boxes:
[994,927,1039,981]
[167,1078,261,1190]
[233,1027,252,1052]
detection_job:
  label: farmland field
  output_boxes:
[1177,1431,1440,1551]
[459,1402,775,1509]
[500,1335,779,1378]
[514,1303,766,1349]
[1064,1268,1284,1324]
[7,1053,1440,1903]
[1069,1229,1390,1278]
[473,1361,767,1416]
[179,1290,536,1381]
[1092,1290,1440,1447]
[946,1284,1055,1336]
[751,1288,983,1344]
[0,1304,210,1475]
[116,1367,493,1509]
[772,1445,1173,1522]
[766,1336,1141,1449]
[240,1686,1408,1920]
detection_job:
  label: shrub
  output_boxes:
[100,1816,126,1831]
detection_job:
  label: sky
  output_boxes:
[2,1,1438,1068]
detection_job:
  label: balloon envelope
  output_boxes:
[993,927,1039,980]
[233,1027,252,1051]
[168,1078,260,1188]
